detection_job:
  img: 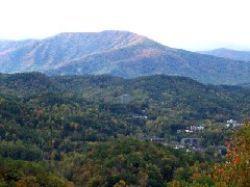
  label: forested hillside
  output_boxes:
[0,73,249,186]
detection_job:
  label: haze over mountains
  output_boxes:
[0,30,250,85]
[198,48,250,62]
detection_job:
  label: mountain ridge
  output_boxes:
[0,31,250,85]
[198,48,250,62]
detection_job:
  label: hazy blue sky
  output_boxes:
[0,0,249,50]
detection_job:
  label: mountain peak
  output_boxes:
[55,30,146,42]
[0,31,250,85]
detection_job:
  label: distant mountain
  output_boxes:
[0,31,250,85]
[198,48,250,62]
[238,83,250,88]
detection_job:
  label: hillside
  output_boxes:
[1,72,249,145]
[198,48,250,62]
[0,31,250,85]
[1,72,249,121]
[1,72,250,186]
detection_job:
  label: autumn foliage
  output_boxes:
[211,122,250,186]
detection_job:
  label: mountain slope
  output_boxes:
[0,31,250,85]
[198,48,250,62]
[1,73,250,121]
[0,31,152,72]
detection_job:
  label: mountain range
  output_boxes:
[198,48,250,62]
[1,72,249,121]
[0,30,250,85]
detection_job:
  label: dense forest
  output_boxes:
[0,72,249,186]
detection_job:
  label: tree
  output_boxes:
[211,122,250,186]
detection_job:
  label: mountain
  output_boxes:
[1,72,250,121]
[1,72,250,109]
[238,82,250,88]
[1,31,250,85]
[198,48,250,62]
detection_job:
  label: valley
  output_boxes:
[0,72,249,186]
